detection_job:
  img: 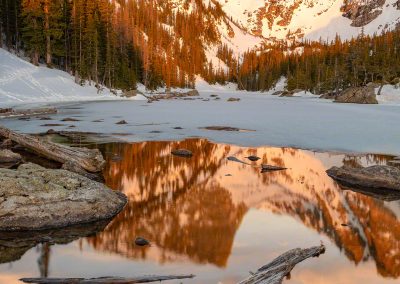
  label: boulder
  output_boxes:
[0,163,127,231]
[0,149,22,168]
[334,86,378,104]
[327,165,400,195]
[122,89,143,98]
[185,89,199,97]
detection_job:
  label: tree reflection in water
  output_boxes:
[85,139,399,279]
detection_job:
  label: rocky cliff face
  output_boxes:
[341,0,386,27]
[214,0,400,41]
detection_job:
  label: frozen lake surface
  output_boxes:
[1,93,400,155]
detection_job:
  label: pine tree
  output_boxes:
[21,0,44,65]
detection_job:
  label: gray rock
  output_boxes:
[0,163,127,231]
[334,86,378,104]
[185,89,199,97]
[135,237,150,246]
[122,89,143,98]
[227,97,240,102]
[0,139,13,149]
[171,149,193,157]
[246,156,261,162]
[327,165,400,192]
[0,149,22,168]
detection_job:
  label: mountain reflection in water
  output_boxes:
[83,139,400,280]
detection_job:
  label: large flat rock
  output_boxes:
[0,163,127,231]
[327,165,400,200]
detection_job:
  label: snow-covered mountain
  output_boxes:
[214,0,400,42]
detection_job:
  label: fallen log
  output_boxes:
[20,275,195,284]
[0,125,105,173]
[238,245,325,284]
[0,107,57,118]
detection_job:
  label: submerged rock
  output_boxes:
[327,165,400,192]
[334,86,378,104]
[135,237,150,246]
[0,220,110,264]
[171,149,193,157]
[227,97,240,102]
[0,163,127,231]
[116,120,128,125]
[246,156,261,162]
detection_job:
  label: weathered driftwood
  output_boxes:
[0,125,105,172]
[238,245,325,284]
[0,107,57,118]
[20,275,195,284]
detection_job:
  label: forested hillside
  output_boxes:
[1,0,399,94]
[0,0,234,90]
[238,31,400,93]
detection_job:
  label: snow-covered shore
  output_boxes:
[0,48,129,108]
[2,47,400,107]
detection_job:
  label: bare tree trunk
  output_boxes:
[238,245,326,284]
[44,0,51,66]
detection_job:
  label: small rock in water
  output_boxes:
[116,120,128,125]
[92,119,104,123]
[41,124,65,127]
[173,127,184,130]
[171,149,192,157]
[61,117,81,122]
[261,164,288,172]
[135,237,150,247]
[38,116,52,120]
[227,97,240,102]
[246,156,261,162]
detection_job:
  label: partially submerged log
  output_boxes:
[261,164,288,172]
[238,245,325,284]
[20,275,195,284]
[0,125,105,172]
[0,107,57,118]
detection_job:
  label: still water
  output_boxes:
[0,139,399,284]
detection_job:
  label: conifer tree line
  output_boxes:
[0,0,225,90]
[235,31,400,94]
[1,0,399,93]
